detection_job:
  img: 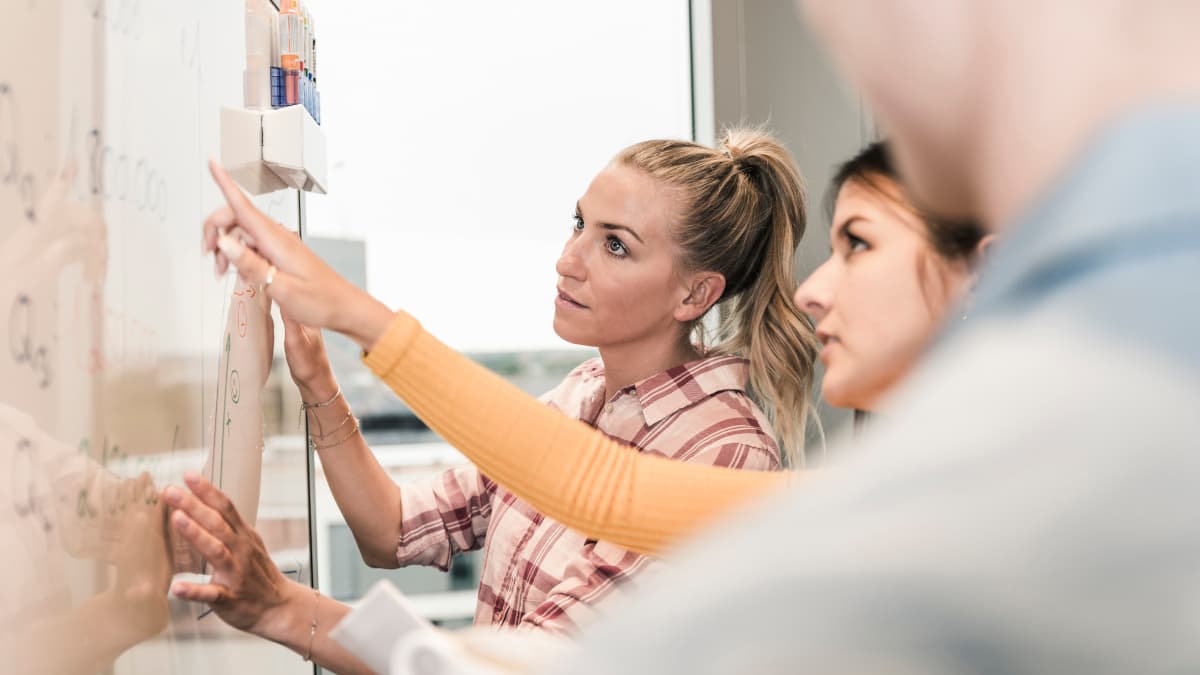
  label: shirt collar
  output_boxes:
[974,105,1200,314]
[627,355,751,427]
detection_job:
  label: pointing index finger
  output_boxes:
[208,159,256,219]
[206,159,295,265]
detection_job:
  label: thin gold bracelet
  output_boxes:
[301,387,342,409]
[299,387,343,429]
[302,587,319,662]
[312,418,361,450]
[310,409,355,441]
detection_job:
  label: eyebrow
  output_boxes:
[831,215,863,238]
[577,202,645,244]
[828,216,865,253]
[602,223,644,245]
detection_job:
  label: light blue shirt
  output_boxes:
[552,107,1200,674]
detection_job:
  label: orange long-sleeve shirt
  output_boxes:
[362,311,791,556]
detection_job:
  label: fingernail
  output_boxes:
[163,485,180,503]
[217,234,244,262]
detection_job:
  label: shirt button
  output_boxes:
[604,404,614,414]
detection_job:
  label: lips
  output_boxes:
[556,287,589,309]
[816,329,840,362]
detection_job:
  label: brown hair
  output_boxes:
[616,127,819,465]
[828,141,987,307]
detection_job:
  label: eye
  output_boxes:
[839,222,870,258]
[605,235,628,257]
[847,232,869,254]
[572,213,584,232]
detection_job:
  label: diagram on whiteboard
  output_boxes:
[1,0,315,672]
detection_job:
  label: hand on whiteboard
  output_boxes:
[107,472,171,642]
[203,160,393,351]
[282,311,338,402]
[0,164,107,297]
[163,471,289,634]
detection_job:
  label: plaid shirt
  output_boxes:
[393,354,782,635]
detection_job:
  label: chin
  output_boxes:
[821,378,869,411]
[552,317,597,347]
[822,390,857,410]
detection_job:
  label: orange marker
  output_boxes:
[279,0,303,106]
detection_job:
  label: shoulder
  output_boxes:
[537,356,606,408]
[635,354,781,467]
[566,321,1200,673]
[653,389,782,470]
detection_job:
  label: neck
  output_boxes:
[599,334,699,401]
[969,6,1200,229]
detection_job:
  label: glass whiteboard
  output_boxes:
[1,1,315,672]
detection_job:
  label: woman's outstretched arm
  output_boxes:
[361,311,791,556]
[201,160,792,557]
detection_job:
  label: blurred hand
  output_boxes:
[163,471,290,634]
[282,311,338,402]
[202,160,392,350]
[0,164,107,290]
[108,472,171,643]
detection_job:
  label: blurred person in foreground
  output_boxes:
[553,1,1200,672]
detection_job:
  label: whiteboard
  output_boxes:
[1,1,315,672]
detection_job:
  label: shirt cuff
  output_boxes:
[361,310,422,379]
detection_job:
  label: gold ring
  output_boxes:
[265,265,277,288]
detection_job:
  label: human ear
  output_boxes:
[674,272,726,323]
[972,233,997,268]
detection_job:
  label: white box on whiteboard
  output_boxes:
[262,105,327,194]
[220,105,327,195]
[220,107,287,194]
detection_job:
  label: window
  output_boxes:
[302,1,694,622]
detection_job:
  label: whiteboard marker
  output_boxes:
[279,0,303,107]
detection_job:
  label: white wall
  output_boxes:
[703,0,874,441]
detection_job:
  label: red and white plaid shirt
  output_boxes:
[393,354,782,635]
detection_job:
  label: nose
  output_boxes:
[556,234,587,282]
[793,260,833,322]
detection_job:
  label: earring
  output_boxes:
[960,291,975,321]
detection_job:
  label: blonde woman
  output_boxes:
[165,128,819,670]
